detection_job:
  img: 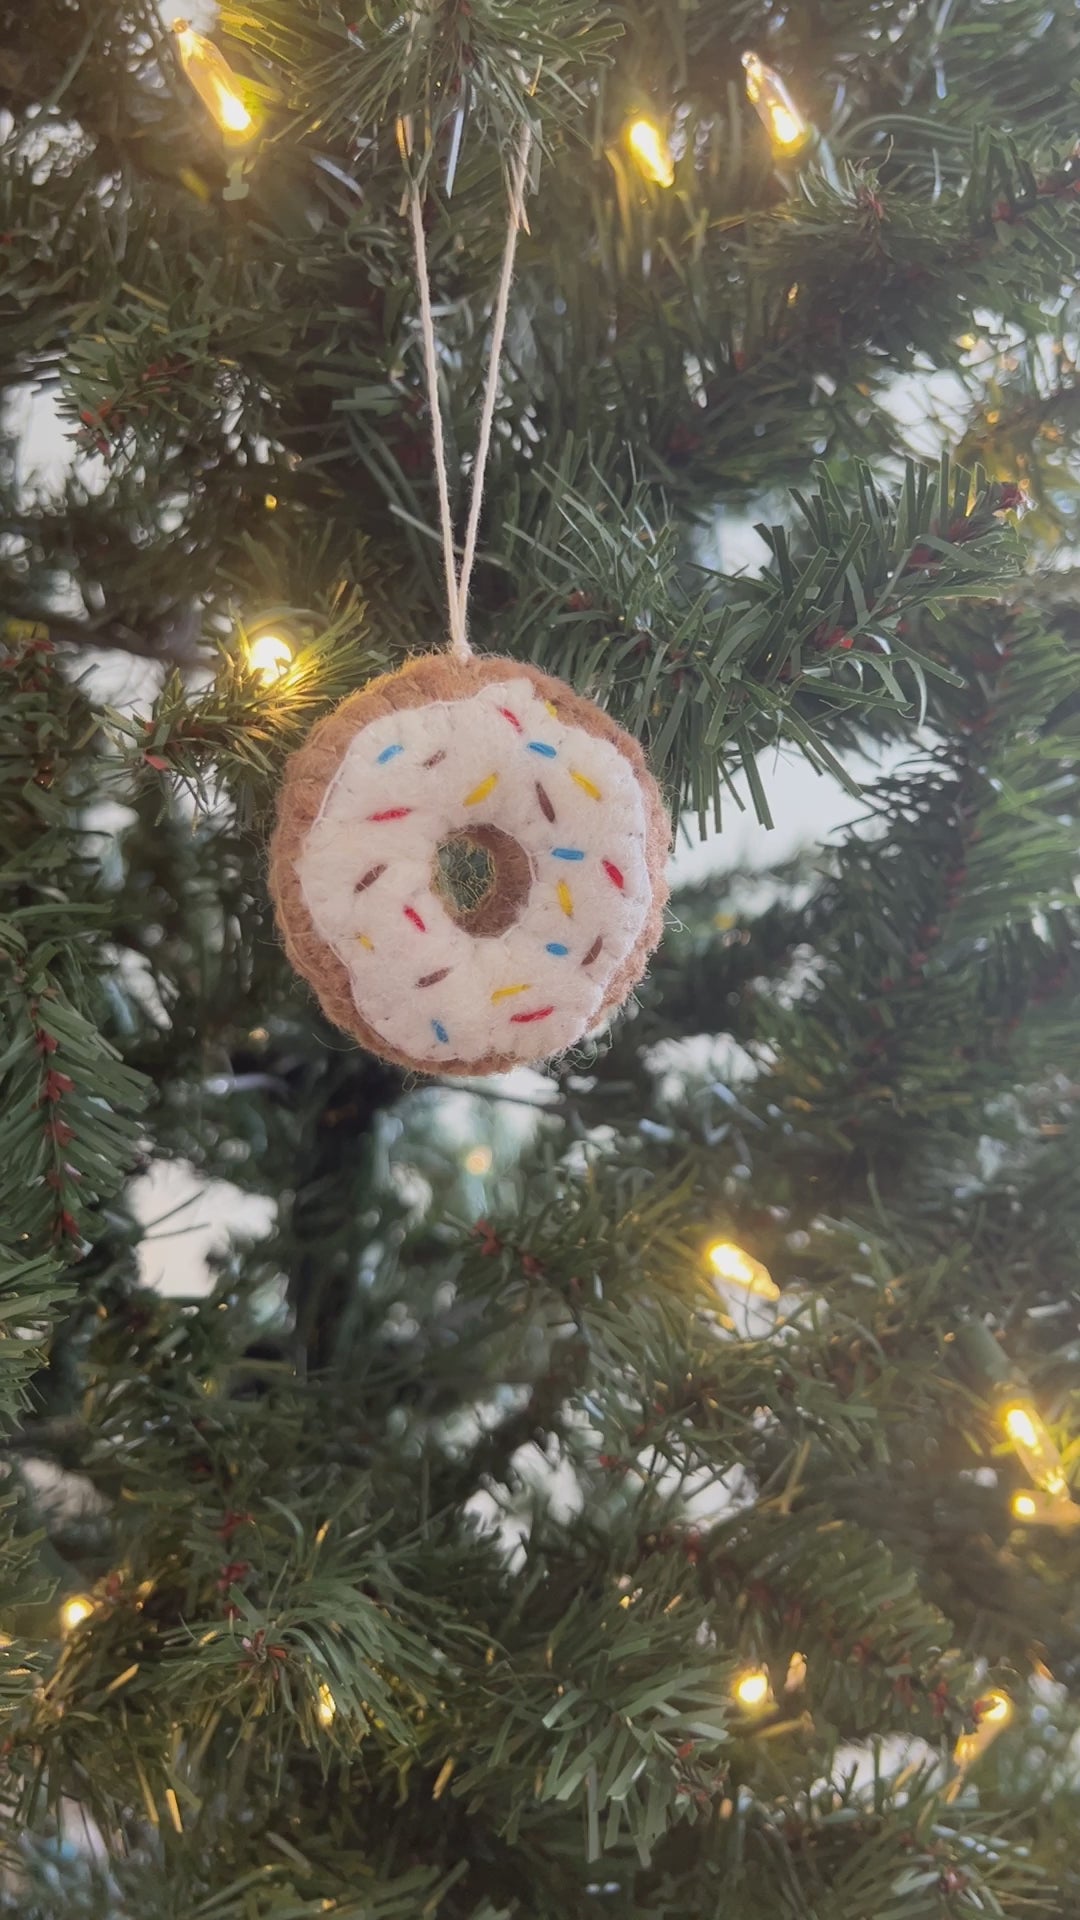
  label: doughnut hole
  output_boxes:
[432,824,532,938]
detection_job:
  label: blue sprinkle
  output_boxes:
[528,741,557,758]
[432,1019,449,1045]
[546,942,569,956]
[551,847,585,861]
[377,743,404,764]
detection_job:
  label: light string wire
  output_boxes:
[405,120,534,661]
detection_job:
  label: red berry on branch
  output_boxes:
[217,1510,254,1542]
[40,1070,74,1102]
[666,422,702,462]
[812,624,854,653]
[473,1220,501,1257]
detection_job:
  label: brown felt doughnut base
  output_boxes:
[268,654,671,1076]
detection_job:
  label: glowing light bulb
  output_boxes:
[173,20,254,138]
[733,1667,770,1708]
[784,1650,807,1693]
[464,1146,493,1176]
[707,1241,780,1302]
[980,1691,1012,1725]
[316,1681,336,1727]
[1009,1487,1080,1528]
[247,633,293,685]
[60,1595,94,1634]
[950,1689,1012,1788]
[741,52,809,154]
[1004,1406,1038,1448]
[627,118,675,189]
[1002,1403,1068,1497]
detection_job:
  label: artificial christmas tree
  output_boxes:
[4,1,1080,1915]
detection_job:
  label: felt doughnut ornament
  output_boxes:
[269,121,669,1073]
[269,654,669,1075]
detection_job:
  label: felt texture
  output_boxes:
[269,655,670,1075]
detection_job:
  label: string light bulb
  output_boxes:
[707,1241,780,1302]
[950,1689,1012,1789]
[247,633,294,686]
[733,1667,770,1709]
[1002,1403,1068,1498]
[316,1681,337,1727]
[784,1650,807,1693]
[741,52,809,154]
[59,1595,94,1635]
[173,20,254,139]
[1010,1487,1080,1529]
[627,117,675,189]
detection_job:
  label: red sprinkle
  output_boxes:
[602,860,625,890]
[369,807,412,822]
[404,906,427,932]
[498,707,523,732]
[510,1005,554,1024]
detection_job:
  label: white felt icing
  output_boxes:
[294,676,652,1068]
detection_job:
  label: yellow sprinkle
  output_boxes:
[463,772,499,806]
[492,983,530,1003]
[557,881,574,918]
[165,1787,184,1834]
[356,934,374,950]
[544,701,558,717]
[570,770,602,800]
